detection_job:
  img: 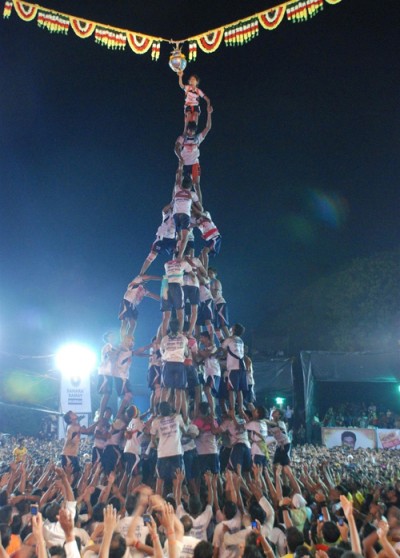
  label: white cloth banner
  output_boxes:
[60,375,92,414]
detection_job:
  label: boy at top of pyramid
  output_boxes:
[177,71,211,126]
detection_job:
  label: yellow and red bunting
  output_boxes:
[37,11,69,34]
[307,0,324,17]
[258,6,286,30]
[224,18,259,47]
[197,29,224,54]
[70,18,95,39]
[127,32,152,55]
[188,42,197,62]
[14,0,37,21]
[95,26,126,50]
[3,0,12,18]
[151,42,160,61]
[5,0,344,61]
[287,1,309,22]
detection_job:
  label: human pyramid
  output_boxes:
[61,72,289,493]
[97,70,253,423]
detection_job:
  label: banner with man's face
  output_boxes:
[321,427,376,449]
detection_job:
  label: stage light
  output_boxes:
[275,397,285,406]
[55,343,97,379]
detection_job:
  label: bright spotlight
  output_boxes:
[275,397,285,406]
[55,343,97,379]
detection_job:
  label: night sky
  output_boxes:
[1,0,399,379]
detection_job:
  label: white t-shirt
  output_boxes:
[98,342,114,376]
[220,418,250,447]
[192,417,219,455]
[222,336,245,372]
[183,256,202,288]
[113,347,132,379]
[195,215,219,240]
[93,419,111,450]
[123,283,148,306]
[106,418,126,446]
[177,504,213,541]
[149,346,162,368]
[164,535,199,558]
[245,420,268,457]
[173,188,199,215]
[124,418,145,454]
[43,501,77,547]
[199,281,213,303]
[160,333,188,363]
[182,423,199,452]
[62,424,81,457]
[150,414,185,458]
[210,278,225,304]
[184,85,205,107]
[269,420,289,446]
[212,510,242,558]
[164,259,193,285]
[176,132,205,165]
[203,350,221,378]
[117,516,149,558]
[156,208,176,240]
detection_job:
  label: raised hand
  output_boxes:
[103,504,118,535]
[340,494,353,520]
[58,506,74,539]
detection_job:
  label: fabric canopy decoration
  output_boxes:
[3,0,343,62]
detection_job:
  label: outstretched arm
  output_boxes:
[201,105,213,137]
[174,140,184,165]
[145,291,161,302]
[341,495,362,555]
[177,71,185,90]
[99,505,118,558]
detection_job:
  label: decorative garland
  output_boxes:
[3,0,343,62]
[127,32,153,55]
[71,18,95,39]
[197,29,225,54]
[224,19,259,47]
[258,7,287,30]
[95,27,126,50]
[37,11,69,34]
[13,0,37,21]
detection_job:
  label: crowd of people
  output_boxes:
[320,404,400,430]
[1,433,400,558]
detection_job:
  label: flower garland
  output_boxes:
[3,0,344,62]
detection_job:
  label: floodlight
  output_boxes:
[55,343,97,379]
[275,397,285,406]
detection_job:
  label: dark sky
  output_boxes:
[1,0,399,370]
